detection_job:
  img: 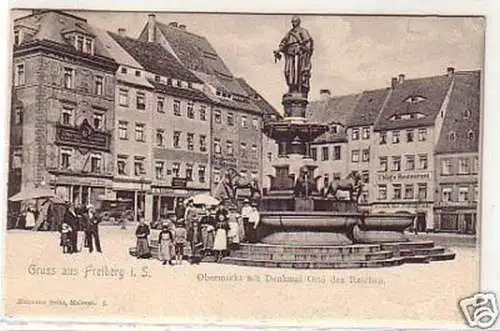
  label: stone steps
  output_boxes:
[229,249,394,262]
[236,243,382,255]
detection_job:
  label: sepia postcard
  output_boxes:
[2,5,496,329]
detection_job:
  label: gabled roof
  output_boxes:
[346,88,389,128]
[14,11,112,59]
[109,32,203,84]
[435,71,481,155]
[235,78,281,119]
[374,74,454,131]
[307,93,362,144]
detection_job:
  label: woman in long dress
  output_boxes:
[25,205,36,229]
[213,209,229,263]
[158,221,174,265]
[227,211,241,250]
[135,218,151,259]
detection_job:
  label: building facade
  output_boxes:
[10,11,118,209]
[434,71,480,234]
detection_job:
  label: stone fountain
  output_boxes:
[222,16,455,268]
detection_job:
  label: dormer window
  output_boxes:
[67,32,94,55]
[14,30,20,46]
[135,70,141,77]
[155,75,160,82]
[405,95,426,104]
[76,35,84,52]
[330,125,338,134]
[448,131,456,142]
[121,67,127,74]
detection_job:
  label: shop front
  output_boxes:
[370,201,434,232]
[51,174,113,209]
[434,205,477,234]
[113,178,152,223]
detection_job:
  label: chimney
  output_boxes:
[320,89,331,101]
[118,28,126,37]
[391,77,398,89]
[169,22,178,28]
[178,24,186,30]
[447,67,455,77]
[147,14,156,43]
[398,74,405,84]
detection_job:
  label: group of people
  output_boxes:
[59,202,102,254]
[134,198,261,265]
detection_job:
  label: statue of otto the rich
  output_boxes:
[274,16,314,98]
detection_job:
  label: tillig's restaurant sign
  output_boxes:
[377,171,431,182]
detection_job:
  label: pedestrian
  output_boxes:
[200,212,215,258]
[63,201,79,253]
[25,204,37,230]
[84,204,102,253]
[247,203,260,243]
[135,217,151,259]
[213,208,230,263]
[241,199,253,242]
[227,208,241,250]
[175,198,186,222]
[60,222,73,254]
[158,221,175,265]
[174,220,187,265]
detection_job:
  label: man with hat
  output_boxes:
[84,204,102,253]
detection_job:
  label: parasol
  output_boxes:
[187,194,220,206]
[8,187,56,202]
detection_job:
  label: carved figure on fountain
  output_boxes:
[293,165,321,197]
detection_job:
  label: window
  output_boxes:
[94,76,103,95]
[200,135,207,152]
[379,131,387,145]
[76,35,84,52]
[418,154,428,170]
[361,170,369,183]
[351,150,360,163]
[464,110,471,119]
[406,129,414,142]
[85,37,94,54]
[267,152,273,162]
[135,70,141,77]
[155,161,165,180]
[362,127,370,139]
[441,159,452,175]
[418,183,427,200]
[185,164,193,181]
[379,157,388,172]
[14,30,20,46]
[156,129,164,147]
[442,187,452,202]
[61,107,73,125]
[392,130,400,144]
[134,157,145,176]
[405,155,415,171]
[135,124,145,142]
[351,128,360,140]
[14,107,23,124]
[199,105,207,121]
[214,139,221,154]
[187,133,194,151]
[333,146,341,160]
[405,184,414,199]
[121,67,127,74]
[362,149,370,162]
[227,141,234,156]
[240,143,247,157]
[15,63,25,86]
[214,110,221,123]
[251,144,258,158]
[60,148,72,170]
[187,102,194,119]
[473,156,479,174]
[458,186,469,202]
[93,113,104,130]
[227,112,234,126]
[378,185,387,200]
[64,67,73,89]
[173,131,181,148]
[418,128,427,141]
[330,125,338,134]
[173,100,181,116]
[392,156,401,171]
[241,115,248,128]
[117,156,127,175]
[252,117,259,129]
[474,185,479,202]
[118,121,128,139]
[467,130,475,141]
[119,89,129,106]
[136,92,146,110]
[459,159,470,174]
[198,165,206,183]
[448,131,456,142]
[90,154,102,173]
[310,147,317,161]
[213,169,221,184]
[172,163,180,178]
[154,75,160,82]
[322,147,329,161]
[392,184,402,200]
[156,96,165,113]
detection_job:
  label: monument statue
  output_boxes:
[274,16,314,98]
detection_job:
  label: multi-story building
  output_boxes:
[307,90,361,193]
[10,10,118,208]
[434,70,480,234]
[108,29,212,222]
[345,87,391,204]
[371,69,456,231]
[137,16,264,194]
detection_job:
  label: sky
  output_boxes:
[12,10,484,112]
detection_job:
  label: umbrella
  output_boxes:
[8,187,56,202]
[188,194,220,206]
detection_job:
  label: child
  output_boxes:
[213,209,230,263]
[158,221,175,266]
[174,220,187,265]
[60,222,73,254]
